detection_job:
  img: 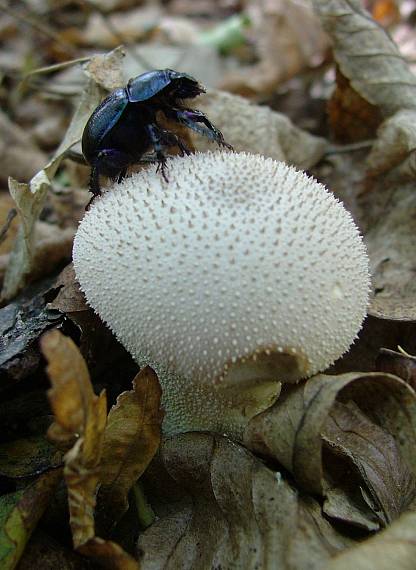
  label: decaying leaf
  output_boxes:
[99,367,163,527]
[41,329,160,569]
[327,510,416,570]
[244,372,416,522]
[41,329,107,546]
[323,400,416,525]
[0,469,62,570]
[366,109,416,177]
[138,433,353,569]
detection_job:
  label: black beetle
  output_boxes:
[82,69,232,198]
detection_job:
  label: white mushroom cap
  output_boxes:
[73,152,370,437]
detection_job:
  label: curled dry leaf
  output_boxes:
[138,433,352,570]
[0,469,62,570]
[41,329,108,547]
[376,347,416,389]
[323,400,416,526]
[1,47,125,302]
[366,109,416,177]
[99,367,163,528]
[244,372,416,525]
[193,89,327,168]
[41,329,155,569]
[327,510,416,570]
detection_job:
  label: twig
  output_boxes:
[324,140,375,156]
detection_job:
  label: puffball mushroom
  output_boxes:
[73,152,370,439]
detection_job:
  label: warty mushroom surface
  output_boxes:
[73,151,371,438]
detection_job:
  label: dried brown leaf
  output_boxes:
[41,329,96,438]
[244,372,416,497]
[42,330,107,546]
[327,510,416,570]
[313,0,416,173]
[323,401,416,525]
[47,264,88,314]
[99,367,163,525]
[366,109,416,176]
[138,433,352,570]
[376,347,416,389]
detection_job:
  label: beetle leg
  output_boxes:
[89,163,102,197]
[166,108,233,150]
[117,168,127,183]
[146,124,170,182]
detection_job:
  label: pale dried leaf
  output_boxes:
[1,48,124,301]
[312,0,416,116]
[323,487,380,532]
[83,46,125,92]
[366,109,416,176]
[99,367,162,524]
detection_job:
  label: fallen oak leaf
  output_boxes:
[98,366,163,529]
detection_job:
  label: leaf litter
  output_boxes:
[1,0,416,568]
